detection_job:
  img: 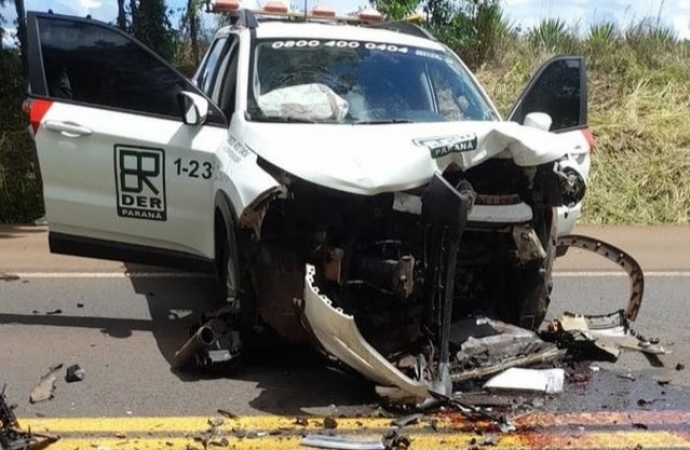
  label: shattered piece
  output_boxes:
[484,368,564,394]
[217,409,239,420]
[246,431,267,439]
[301,434,385,450]
[78,303,85,308]
[632,423,649,430]
[323,416,338,429]
[656,378,671,386]
[0,273,20,281]
[233,428,247,438]
[676,363,685,371]
[391,413,423,428]
[481,434,500,446]
[46,309,63,315]
[617,373,635,381]
[30,364,63,403]
[294,417,310,426]
[2,386,61,450]
[66,364,86,383]
[382,430,411,450]
[116,432,127,439]
[208,416,225,428]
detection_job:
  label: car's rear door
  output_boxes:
[507,56,593,237]
[26,11,229,270]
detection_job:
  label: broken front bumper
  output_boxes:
[302,264,429,401]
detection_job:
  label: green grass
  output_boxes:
[474,20,690,225]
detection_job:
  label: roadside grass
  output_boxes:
[474,21,690,224]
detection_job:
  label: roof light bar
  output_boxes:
[357,8,383,22]
[210,0,241,12]
[263,0,289,13]
[312,5,336,17]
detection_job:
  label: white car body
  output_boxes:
[25,7,592,400]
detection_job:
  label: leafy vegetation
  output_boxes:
[0,0,689,224]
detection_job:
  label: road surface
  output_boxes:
[2,224,690,449]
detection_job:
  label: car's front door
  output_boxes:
[26,12,229,270]
[507,55,593,238]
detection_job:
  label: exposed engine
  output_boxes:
[235,156,581,389]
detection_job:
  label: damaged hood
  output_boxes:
[241,120,577,195]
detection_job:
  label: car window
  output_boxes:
[36,16,225,124]
[247,39,498,124]
[198,37,228,96]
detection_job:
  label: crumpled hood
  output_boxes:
[242,120,576,195]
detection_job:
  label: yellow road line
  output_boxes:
[21,411,690,434]
[27,432,690,450]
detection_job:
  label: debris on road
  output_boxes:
[30,364,63,404]
[390,413,423,428]
[301,434,386,450]
[1,385,60,449]
[483,368,565,394]
[65,364,85,383]
[323,416,338,429]
[543,310,666,361]
[172,316,241,371]
[45,309,62,316]
[216,409,238,420]
[676,363,685,371]
[0,273,20,282]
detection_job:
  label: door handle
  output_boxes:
[44,121,93,137]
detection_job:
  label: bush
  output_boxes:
[0,50,43,223]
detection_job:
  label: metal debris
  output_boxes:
[30,364,63,404]
[544,310,666,361]
[1,385,60,450]
[65,365,85,383]
[172,317,241,371]
[390,413,423,428]
[301,434,385,450]
[323,417,338,430]
[484,368,564,394]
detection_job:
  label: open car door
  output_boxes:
[507,56,593,240]
[25,12,229,270]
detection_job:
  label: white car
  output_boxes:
[24,1,591,399]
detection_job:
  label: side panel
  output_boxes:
[36,103,227,259]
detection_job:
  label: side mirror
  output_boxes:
[177,91,209,126]
[524,112,553,131]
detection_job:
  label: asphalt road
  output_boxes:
[2,225,690,450]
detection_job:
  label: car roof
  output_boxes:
[220,20,445,51]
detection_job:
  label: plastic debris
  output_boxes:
[483,368,565,394]
[301,434,385,450]
[65,364,85,383]
[30,364,63,403]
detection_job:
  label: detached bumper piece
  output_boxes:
[302,264,429,402]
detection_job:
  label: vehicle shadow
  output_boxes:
[124,263,377,415]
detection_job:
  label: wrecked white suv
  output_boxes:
[25,3,592,400]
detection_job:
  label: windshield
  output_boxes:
[247,38,498,124]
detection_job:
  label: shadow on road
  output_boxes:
[123,263,377,415]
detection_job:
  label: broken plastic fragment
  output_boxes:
[301,434,386,450]
[483,368,565,394]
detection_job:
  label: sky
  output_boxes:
[2,0,690,47]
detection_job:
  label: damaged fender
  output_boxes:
[301,264,429,401]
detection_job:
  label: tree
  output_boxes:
[183,0,203,65]
[14,0,27,76]
[131,0,175,60]
[117,0,127,30]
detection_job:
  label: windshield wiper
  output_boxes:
[251,115,317,124]
[355,119,413,124]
